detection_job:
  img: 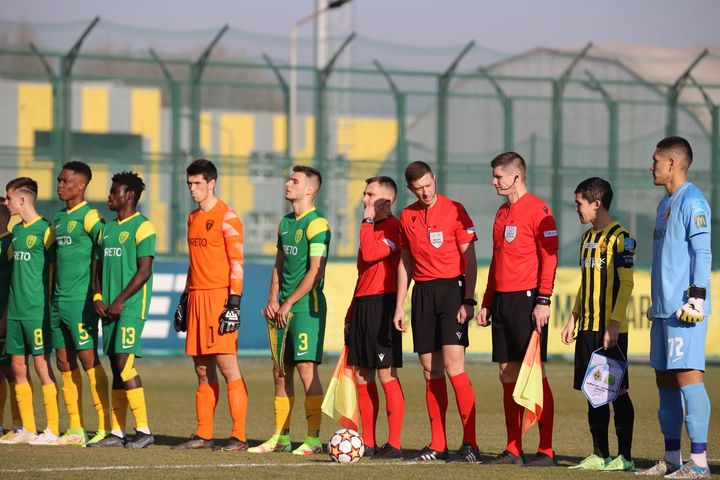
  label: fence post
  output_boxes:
[262,53,291,173]
[665,49,708,137]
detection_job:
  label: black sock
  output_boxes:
[588,401,610,458]
[613,393,634,461]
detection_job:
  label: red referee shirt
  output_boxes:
[354,215,401,297]
[399,194,477,282]
[482,192,559,308]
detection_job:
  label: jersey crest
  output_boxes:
[25,235,36,249]
[504,225,517,243]
[119,231,130,244]
[429,230,443,248]
[205,219,214,231]
[294,229,303,243]
[67,220,78,233]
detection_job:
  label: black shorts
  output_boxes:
[573,330,629,391]
[347,294,402,368]
[411,276,468,354]
[491,290,548,363]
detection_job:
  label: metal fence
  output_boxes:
[0,19,718,268]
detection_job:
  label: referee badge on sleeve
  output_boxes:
[429,231,444,248]
[504,225,517,243]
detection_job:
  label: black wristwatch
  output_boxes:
[535,295,551,306]
[462,298,477,306]
[362,217,374,224]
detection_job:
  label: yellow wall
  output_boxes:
[16,83,54,199]
[81,86,110,202]
[219,113,255,218]
[323,265,720,358]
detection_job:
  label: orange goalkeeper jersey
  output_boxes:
[187,199,244,295]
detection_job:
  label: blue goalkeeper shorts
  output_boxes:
[650,315,707,371]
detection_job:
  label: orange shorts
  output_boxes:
[185,288,238,356]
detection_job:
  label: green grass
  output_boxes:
[1,357,718,479]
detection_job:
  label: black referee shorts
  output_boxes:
[491,289,548,363]
[411,276,468,354]
[347,293,402,368]
[573,330,629,391]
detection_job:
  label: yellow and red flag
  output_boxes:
[513,330,543,432]
[321,346,359,431]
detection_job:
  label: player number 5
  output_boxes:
[78,322,90,341]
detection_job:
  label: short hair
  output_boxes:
[186,158,218,182]
[366,176,398,197]
[404,161,433,185]
[111,171,145,202]
[293,165,322,188]
[6,177,38,200]
[575,177,613,210]
[490,151,527,173]
[656,136,693,166]
[62,161,92,182]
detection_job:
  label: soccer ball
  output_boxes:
[327,428,364,464]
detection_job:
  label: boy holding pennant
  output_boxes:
[561,177,636,471]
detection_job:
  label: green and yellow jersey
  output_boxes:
[572,221,635,333]
[7,217,54,321]
[53,201,104,301]
[99,212,155,320]
[277,207,330,313]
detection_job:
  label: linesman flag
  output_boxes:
[321,346,359,430]
[513,330,543,432]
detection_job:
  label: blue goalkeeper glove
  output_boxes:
[174,292,188,332]
[676,285,706,323]
[219,294,241,335]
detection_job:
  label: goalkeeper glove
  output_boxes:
[676,285,706,323]
[174,292,188,332]
[219,294,241,335]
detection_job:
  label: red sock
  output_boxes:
[502,381,523,456]
[537,377,554,457]
[426,378,448,452]
[357,382,379,448]
[196,383,219,440]
[382,378,404,449]
[450,372,477,449]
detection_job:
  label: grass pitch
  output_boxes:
[1,357,718,479]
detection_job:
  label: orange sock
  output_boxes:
[227,378,248,441]
[196,383,219,440]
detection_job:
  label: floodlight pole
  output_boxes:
[665,49,708,137]
[28,42,62,175]
[478,66,513,151]
[149,48,184,255]
[550,42,592,238]
[189,24,229,158]
[262,53,291,172]
[374,58,408,207]
[582,69,619,192]
[314,32,355,214]
[437,40,474,195]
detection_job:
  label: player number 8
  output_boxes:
[33,328,44,347]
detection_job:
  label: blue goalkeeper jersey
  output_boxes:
[649,182,712,318]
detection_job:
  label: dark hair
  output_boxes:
[490,151,526,173]
[293,165,322,188]
[575,177,613,210]
[111,171,145,202]
[62,161,92,182]
[656,136,693,166]
[0,196,7,216]
[186,158,218,182]
[366,176,398,196]
[6,177,38,199]
[404,161,433,185]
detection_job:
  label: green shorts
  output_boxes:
[102,316,144,356]
[51,298,99,351]
[281,309,326,365]
[5,316,52,356]
[0,337,10,366]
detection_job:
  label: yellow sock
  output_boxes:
[41,383,59,436]
[15,382,35,433]
[61,370,83,430]
[305,395,323,438]
[274,396,294,435]
[87,365,111,431]
[9,383,21,427]
[0,381,6,426]
[111,389,128,433]
[126,387,149,432]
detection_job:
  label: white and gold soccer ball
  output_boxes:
[327,428,364,464]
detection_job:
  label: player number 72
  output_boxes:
[668,337,684,359]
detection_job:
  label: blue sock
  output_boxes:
[680,383,710,446]
[658,388,682,463]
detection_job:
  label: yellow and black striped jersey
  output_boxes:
[572,221,635,332]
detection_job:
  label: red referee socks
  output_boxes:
[537,377,554,457]
[382,378,404,450]
[426,377,448,452]
[228,378,248,441]
[195,383,219,440]
[502,381,523,456]
[357,383,379,448]
[450,372,477,450]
